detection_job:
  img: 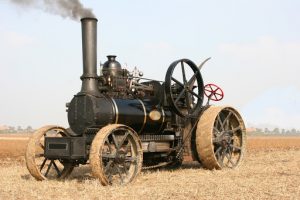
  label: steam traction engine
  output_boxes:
[25,18,246,185]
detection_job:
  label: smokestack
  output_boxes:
[79,17,100,96]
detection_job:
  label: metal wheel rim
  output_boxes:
[196,106,246,169]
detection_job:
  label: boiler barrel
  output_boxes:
[112,98,169,134]
[67,95,170,135]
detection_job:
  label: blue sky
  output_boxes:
[0,0,299,129]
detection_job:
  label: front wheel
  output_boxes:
[90,124,143,186]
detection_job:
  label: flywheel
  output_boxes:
[195,106,246,169]
[165,59,204,117]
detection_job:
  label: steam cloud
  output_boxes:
[10,0,95,21]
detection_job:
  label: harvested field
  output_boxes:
[0,138,28,158]
[0,135,299,199]
[247,136,300,151]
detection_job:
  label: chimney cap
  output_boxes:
[80,17,98,22]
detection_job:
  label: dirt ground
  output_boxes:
[0,135,299,199]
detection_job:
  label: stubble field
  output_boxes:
[0,134,299,200]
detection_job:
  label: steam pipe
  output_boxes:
[79,17,100,96]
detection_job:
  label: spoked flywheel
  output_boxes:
[165,59,204,117]
[25,125,74,180]
[195,106,246,169]
[90,124,143,186]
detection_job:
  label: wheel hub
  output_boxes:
[221,133,231,148]
[114,150,126,164]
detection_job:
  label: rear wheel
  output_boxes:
[196,106,246,169]
[25,125,74,180]
[90,124,143,185]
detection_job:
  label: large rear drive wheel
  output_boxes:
[90,124,143,186]
[25,125,74,180]
[196,106,246,169]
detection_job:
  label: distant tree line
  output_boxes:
[250,128,300,135]
[0,126,35,134]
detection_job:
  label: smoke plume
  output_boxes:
[10,0,95,21]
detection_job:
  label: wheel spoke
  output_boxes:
[230,144,241,151]
[213,127,220,134]
[44,160,53,177]
[181,61,187,84]
[226,119,230,131]
[222,112,232,130]
[125,156,137,163]
[188,89,202,99]
[187,71,199,88]
[102,153,116,159]
[36,153,44,158]
[107,165,113,183]
[217,114,224,131]
[215,149,221,160]
[124,143,131,154]
[209,84,214,92]
[225,153,235,166]
[105,138,113,153]
[54,129,62,136]
[121,163,129,175]
[204,88,212,92]
[117,166,124,184]
[52,160,62,177]
[218,150,226,166]
[231,126,242,132]
[105,160,113,173]
[171,77,184,87]
[213,136,222,144]
[112,133,120,150]
[38,142,45,150]
[215,147,224,164]
[213,88,220,93]
[119,131,129,147]
[174,89,186,104]
[185,91,191,111]
[221,151,226,162]
[40,158,48,171]
[215,146,222,155]
[213,93,218,101]
[213,126,221,137]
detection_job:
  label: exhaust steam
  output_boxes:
[9,0,95,21]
